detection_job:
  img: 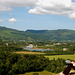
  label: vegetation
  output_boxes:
[44,50,74,55]
[19,70,56,75]
[33,73,39,75]
[0,51,49,75]
[45,55,75,60]
[25,29,75,41]
[14,51,45,55]
[0,26,75,41]
[45,58,66,73]
[0,39,75,75]
[0,51,66,75]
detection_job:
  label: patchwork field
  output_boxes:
[14,51,45,55]
[45,55,75,60]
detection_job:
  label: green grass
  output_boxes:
[18,70,57,75]
[45,55,75,60]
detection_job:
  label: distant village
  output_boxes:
[26,43,68,51]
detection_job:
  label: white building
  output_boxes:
[26,44,34,48]
[63,48,67,51]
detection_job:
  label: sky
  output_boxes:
[0,0,75,31]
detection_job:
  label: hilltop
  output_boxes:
[0,26,75,41]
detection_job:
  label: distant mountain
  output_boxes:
[25,29,75,41]
[0,26,75,41]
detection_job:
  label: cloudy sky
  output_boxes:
[0,0,75,31]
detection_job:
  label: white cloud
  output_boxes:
[0,19,4,22]
[0,0,75,19]
[0,5,12,12]
[69,12,75,19]
[0,0,37,7]
[0,0,37,11]
[6,0,37,7]
[9,18,16,22]
[29,0,75,19]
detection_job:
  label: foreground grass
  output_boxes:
[18,70,58,75]
[13,51,45,55]
[45,55,75,60]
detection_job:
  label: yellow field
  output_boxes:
[19,70,58,75]
[45,55,75,60]
[13,51,45,55]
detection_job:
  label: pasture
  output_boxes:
[19,70,58,75]
[45,55,75,60]
[13,51,45,55]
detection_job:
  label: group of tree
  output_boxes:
[0,50,66,75]
[45,58,66,73]
[0,51,49,75]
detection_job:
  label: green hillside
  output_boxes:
[0,26,26,40]
[25,29,75,41]
[0,26,75,41]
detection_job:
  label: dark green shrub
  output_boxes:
[33,73,39,75]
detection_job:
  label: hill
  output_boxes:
[0,26,75,41]
[0,26,27,41]
[25,29,75,41]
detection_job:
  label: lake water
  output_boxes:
[22,47,53,52]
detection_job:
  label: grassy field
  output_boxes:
[18,70,58,75]
[45,55,75,60]
[18,70,75,75]
[13,51,45,55]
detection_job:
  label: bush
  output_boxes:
[33,73,39,75]
[45,58,66,73]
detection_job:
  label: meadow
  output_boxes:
[45,55,75,60]
[18,70,58,75]
[13,51,45,55]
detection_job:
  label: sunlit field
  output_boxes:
[45,55,75,60]
[13,51,45,55]
[19,70,58,75]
